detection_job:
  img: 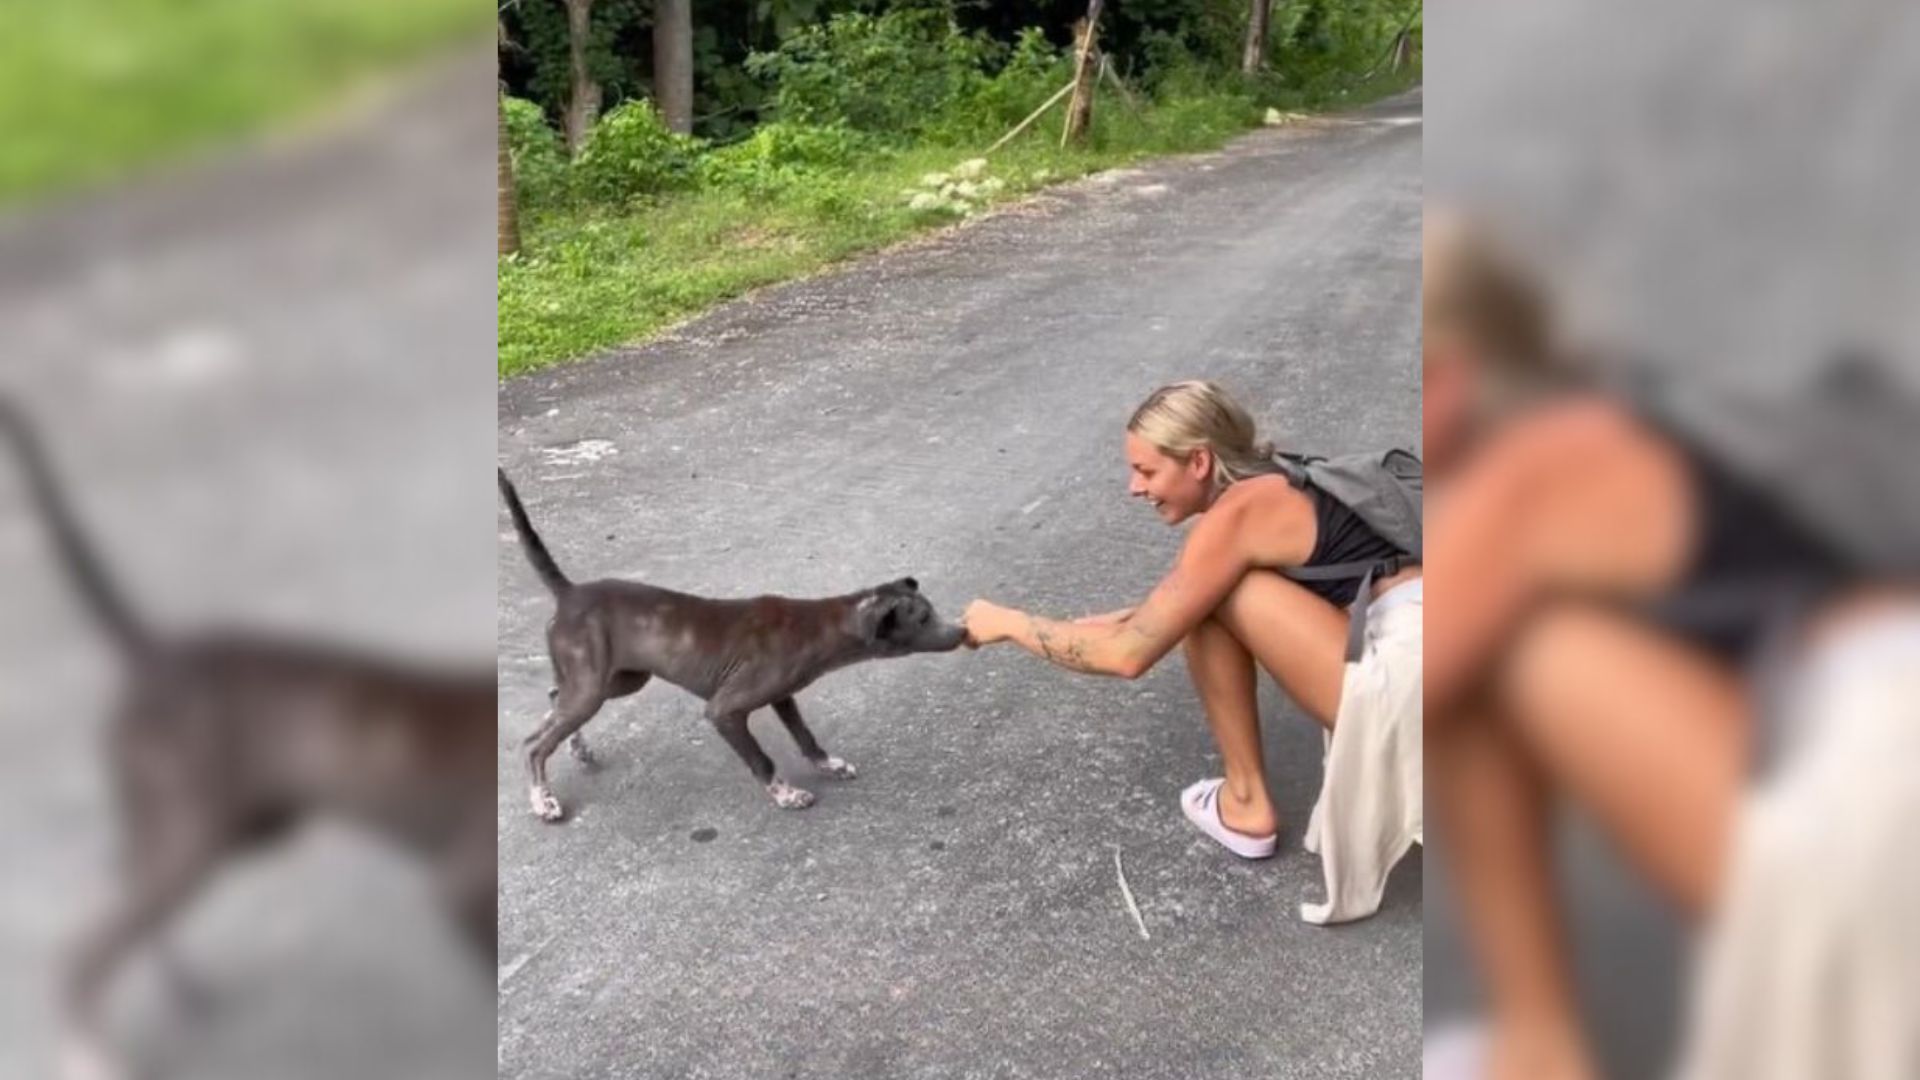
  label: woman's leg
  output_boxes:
[1432,600,1749,1079]
[1495,602,1748,915]
[1431,696,1597,1080]
[1183,570,1350,835]
[1183,616,1279,837]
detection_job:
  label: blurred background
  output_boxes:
[0,3,496,1078]
[1425,2,1920,1078]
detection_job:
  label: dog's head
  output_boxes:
[855,577,968,656]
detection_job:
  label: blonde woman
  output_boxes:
[963,381,1421,887]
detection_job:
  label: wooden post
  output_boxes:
[986,80,1077,155]
[1099,54,1140,111]
[1061,0,1104,147]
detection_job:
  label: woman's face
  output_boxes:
[1126,431,1213,525]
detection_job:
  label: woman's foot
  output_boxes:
[1489,1019,1599,1080]
[1180,778,1279,859]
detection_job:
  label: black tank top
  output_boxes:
[1299,482,1405,607]
[1641,419,1851,660]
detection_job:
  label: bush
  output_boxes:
[926,26,1070,145]
[571,100,705,204]
[502,96,569,210]
[696,121,873,193]
[744,10,996,139]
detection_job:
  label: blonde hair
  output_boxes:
[1425,209,1578,416]
[1126,380,1278,494]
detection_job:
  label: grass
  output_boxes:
[0,0,490,210]
[497,65,1421,378]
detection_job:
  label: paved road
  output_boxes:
[0,50,497,1080]
[498,91,1423,1079]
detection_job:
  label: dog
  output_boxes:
[498,469,966,820]
[0,397,496,1080]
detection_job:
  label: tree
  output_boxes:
[653,0,694,135]
[498,90,521,256]
[498,17,521,257]
[1242,0,1273,74]
[560,0,601,153]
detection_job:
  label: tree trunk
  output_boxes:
[1242,0,1272,74]
[498,91,521,256]
[1061,0,1104,147]
[653,0,694,135]
[561,0,601,154]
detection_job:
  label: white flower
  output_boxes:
[953,158,989,180]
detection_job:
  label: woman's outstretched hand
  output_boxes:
[961,600,1014,648]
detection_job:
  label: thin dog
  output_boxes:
[498,469,966,820]
[0,397,495,1080]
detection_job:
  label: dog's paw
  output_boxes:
[529,786,567,822]
[567,734,599,769]
[767,780,816,810]
[818,756,858,780]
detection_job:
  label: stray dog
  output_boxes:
[0,398,496,1080]
[498,469,966,820]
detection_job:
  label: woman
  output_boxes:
[962,380,1422,880]
[1421,209,1920,1080]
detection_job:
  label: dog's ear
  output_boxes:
[857,593,904,641]
[897,576,919,592]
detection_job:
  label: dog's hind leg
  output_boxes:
[435,818,498,969]
[523,685,607,822]
[65,831,220,1080]
[707,707,814,809]
[569,671,650,769]
[773,697,856,780]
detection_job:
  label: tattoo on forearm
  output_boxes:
[1031,615,1102,674]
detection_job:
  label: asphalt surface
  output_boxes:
[0,51,498,1079]
[497,91,1423,1079]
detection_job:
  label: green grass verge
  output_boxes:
[498,66,1420,379]
[0,0,489,209]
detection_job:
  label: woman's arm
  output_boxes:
[1073,606,1137,626]
[1425,402,1695,713]
[965,485,1314,678]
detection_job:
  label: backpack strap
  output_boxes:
[1281,554,1414,662]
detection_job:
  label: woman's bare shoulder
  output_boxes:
[1207,474,1316,563]
[1469,396,1670,497]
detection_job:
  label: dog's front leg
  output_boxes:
[772,697,856,779]
[706,706,814,809]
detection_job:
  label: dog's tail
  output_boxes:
[0,395,150,654]
[497,468,572,595]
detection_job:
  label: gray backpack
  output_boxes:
[1633,357,1920,580]
[1271,447,1423,661]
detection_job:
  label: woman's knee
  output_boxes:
[1183,612,1233,659]
[1496,601,1715,723]
[1212,571,1281,641]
